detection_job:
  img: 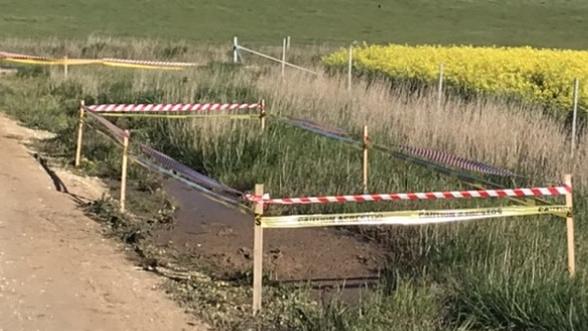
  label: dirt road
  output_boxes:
[0,114,206,331]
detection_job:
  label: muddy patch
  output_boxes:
[155,180,386,292]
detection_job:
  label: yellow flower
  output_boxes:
[323,44,588,113]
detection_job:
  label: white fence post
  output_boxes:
[286,36,291,50]
[571,78,580,159]
[347,46,353,91]
[362,125,369,193]
[235,44,318,75]
[437,63,444,109]
[233,36,239,63]
[281,38,286,78]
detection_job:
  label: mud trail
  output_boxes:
[156,179,386,293]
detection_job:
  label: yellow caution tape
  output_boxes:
[99,113,259,120]
[1,57,186,70]
[61,59,103,65]
[259,205,570,228]
[101,61,183,70]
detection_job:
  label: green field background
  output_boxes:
[1,0,587,48]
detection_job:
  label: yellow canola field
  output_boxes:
[323,44,587,112]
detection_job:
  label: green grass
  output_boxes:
[1,0,588,48]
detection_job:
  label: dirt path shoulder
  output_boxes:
[0,114,207,331]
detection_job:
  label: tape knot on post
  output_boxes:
[244,193,270,203]
[259,100,267,131]
[363,136,372,148]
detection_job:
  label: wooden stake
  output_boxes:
[120,130,130,213]
[281,38,287,78]
[74,100,85,167]
[564,174,575,277]
[437,63,444,109]
[252,184,264,314]
[64,55,68,78]
[286,36,291,50]
[571,78,580,159]
[362,125,369,193]
[347,46,353,91]
[260,99,266,131]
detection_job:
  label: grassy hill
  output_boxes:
[0,0,587,48]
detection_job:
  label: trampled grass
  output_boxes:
[0,0,588,48]
[1,39,588,330]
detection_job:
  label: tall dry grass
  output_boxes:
[257,69,587,189]
[38,35,584,190]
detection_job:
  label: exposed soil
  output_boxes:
[155,179,387,292]
[0,114,207,331]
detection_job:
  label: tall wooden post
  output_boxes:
[347,46,353,91]
[281,38,287,78]
[74,100,85,167]
[260,99,266,131]
[120,130,130,213]
[437,63,444,109]
[252,184,264,314]
[571,78,580,159]
[564,174,575,277]
[362,125,369,193]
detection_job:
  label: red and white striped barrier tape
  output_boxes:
[101,58,197,67]
[278,116,517,177]
[399,145,517,177]
[86,103,261,113]
[85,110,129,142]
[0,51,51,61]
[245,185,571,205]
[139,143,243,197]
